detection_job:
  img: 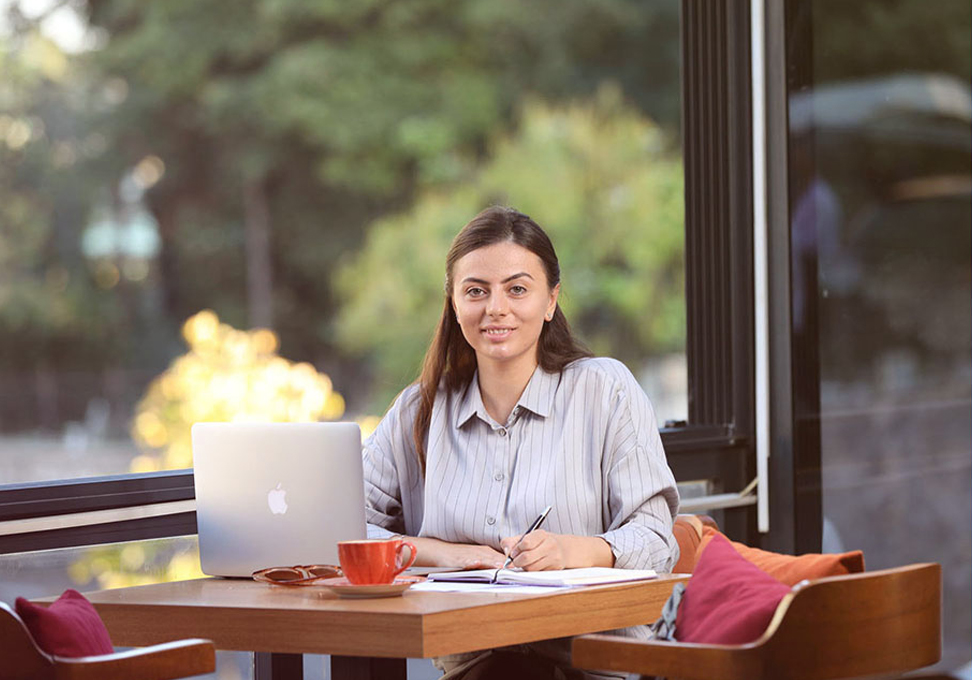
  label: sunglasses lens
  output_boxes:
[264,568,302,582]
[307,566,339,578]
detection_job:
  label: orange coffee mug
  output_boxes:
[337,538,417,585]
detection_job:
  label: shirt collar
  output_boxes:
[454,365,559,429]
[454,372,487,429]
[515,364,559,418]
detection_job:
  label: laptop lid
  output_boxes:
[191,422,367,577]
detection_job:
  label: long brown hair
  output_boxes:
[412,206,591,469]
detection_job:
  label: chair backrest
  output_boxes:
[572,561,942,680]
[1,599,216,680]
[760,562,941,679]
[0,601,56,680]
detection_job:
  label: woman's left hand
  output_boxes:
[499,531,615,570]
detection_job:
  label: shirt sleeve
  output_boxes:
[362,385,420,539]
[595,369,680,572]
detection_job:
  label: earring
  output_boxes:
[545,313,552,321]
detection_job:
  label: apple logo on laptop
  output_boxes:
[267,483,288,515]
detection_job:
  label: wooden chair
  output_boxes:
[1,600,216,680]
[572,562,941,680]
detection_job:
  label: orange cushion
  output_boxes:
[699,527,865,586]
[672,515,704,574]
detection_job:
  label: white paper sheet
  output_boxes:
[427,566,657,587]
[410,581,567,594]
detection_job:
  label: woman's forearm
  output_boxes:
[564,535,616,568]
[400,533,613,570]
[407,536,458,567]
[405,535,506,569]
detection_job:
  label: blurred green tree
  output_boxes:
[335,87,684,410]
[2,0,681,424]
[0,29,125,426]
[77,0,680,403]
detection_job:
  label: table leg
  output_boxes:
[254,652,303,680]
[331,655,407,680]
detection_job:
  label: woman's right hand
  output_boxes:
[407,536,505,569]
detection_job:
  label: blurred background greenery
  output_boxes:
[0,0,685,441]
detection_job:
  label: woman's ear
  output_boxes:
[546,284,561,320]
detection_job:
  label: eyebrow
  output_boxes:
[461,272,535,285]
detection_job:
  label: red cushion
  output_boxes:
[15,589,113,658]
[675,533,790,644]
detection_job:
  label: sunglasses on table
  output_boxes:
[252,564,342,586]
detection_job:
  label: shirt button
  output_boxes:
[494,472,504,481]
[486,516,496,525]
[498,428,507,436]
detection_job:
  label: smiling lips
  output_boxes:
[483,326,514,341]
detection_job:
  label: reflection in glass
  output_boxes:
[787,0,971,672]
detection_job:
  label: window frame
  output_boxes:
[0,472,196,553]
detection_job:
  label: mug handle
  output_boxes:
[393,541,418,576]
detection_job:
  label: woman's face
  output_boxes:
[451,241,560,373]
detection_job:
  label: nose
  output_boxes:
[486,290,509,317]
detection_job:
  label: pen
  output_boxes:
[491,505,553,583]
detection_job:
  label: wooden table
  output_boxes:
[80,574,687,680]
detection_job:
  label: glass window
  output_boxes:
[1,0,686,485]
[787,0,971,672]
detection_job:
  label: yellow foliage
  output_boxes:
[129,454,161,473]
[166,552,206,581]
[69,540,207,597]
[131,310,347,470]
[120,544,147,570]
[67,559,90,585]
[357,415,382,440]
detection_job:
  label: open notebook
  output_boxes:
[427,567,657,587]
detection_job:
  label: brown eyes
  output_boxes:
[465,285,528,297]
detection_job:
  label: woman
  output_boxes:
[363,206,679,678]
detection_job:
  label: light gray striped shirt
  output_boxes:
[363,357,680,574]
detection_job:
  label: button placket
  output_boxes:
[488,419,513,537]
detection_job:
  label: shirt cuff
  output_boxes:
[597,526,675,572]
[367,523,399,540]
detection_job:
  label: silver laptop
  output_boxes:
[191,422,367,577]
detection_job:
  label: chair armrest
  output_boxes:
[53,639,216,680]
[572,634,763,680]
